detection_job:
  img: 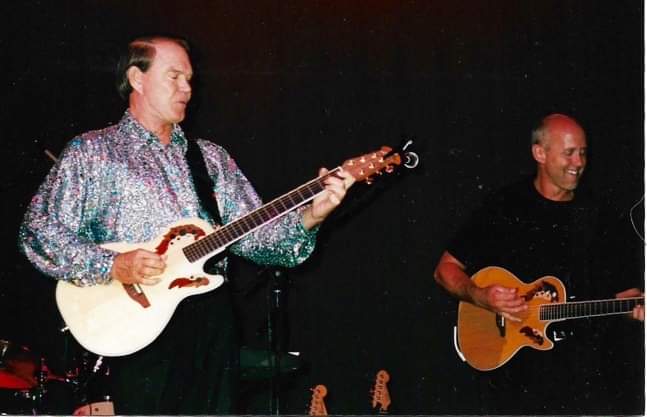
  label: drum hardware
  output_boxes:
[72,351,114,415]
[0,340,10,363]
[0,339,111,415]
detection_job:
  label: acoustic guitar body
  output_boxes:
[457,267,566,371]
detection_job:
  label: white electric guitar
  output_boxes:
[56,147,401,357]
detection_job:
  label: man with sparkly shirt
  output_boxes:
[434,114,643,414]
[19,35,354,414]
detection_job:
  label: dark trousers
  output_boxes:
[471,322,610,415]
[110,287,238,415]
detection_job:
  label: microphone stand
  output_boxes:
[266,268,288,415]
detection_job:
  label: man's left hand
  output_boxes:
[616,287,644,321]
[302,167,355,230]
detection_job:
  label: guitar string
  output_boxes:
[183,169,336,260]
[183,151,394,261]
[461,297,643,324]
[182,167,345,261]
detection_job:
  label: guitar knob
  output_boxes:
[385,165,394,173]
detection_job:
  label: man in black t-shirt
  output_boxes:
[434,114,643,414]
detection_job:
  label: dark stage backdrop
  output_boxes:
[0,1,643,415]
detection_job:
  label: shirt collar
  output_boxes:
[117,110,187,153]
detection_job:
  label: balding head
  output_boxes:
[531,114,586,148]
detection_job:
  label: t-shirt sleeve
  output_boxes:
[447,192,503,275]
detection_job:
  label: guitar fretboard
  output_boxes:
[539,297,643,320]
[182,168,340,262]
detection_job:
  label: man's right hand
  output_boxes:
[111,249,166,285]
[468,284,528,322]
[434,250,528,321]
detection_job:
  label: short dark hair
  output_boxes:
[115,35,190,100]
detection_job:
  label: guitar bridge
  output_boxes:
[123,283,151,308]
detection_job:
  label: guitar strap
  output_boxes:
[186,139,223,225]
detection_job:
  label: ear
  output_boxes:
[532,143,546,164]
[127,66,144,94]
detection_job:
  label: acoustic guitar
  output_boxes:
[457,266,643,371]
[56,147,401,357]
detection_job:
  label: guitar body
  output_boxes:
[56,217,225,357]
[457,266,566,371]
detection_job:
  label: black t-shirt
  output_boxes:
[444,178,643,414]
[444,178,629,414]
[448,177,599,299]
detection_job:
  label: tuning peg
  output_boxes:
[365,177,373,185]
[346,160,355,166]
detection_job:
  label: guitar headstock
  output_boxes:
[342,146,401,184]
[308,384,328,416]
[371,369,391,413]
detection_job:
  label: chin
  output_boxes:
[563,182,579,191]
[170,113,186,123]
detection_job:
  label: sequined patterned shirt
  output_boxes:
[19,111,317,286]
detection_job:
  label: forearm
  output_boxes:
[19,219,116,286]
[232,210,317,268]
[434,261,477,302]
[18,140,117,286]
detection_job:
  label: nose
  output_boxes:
[572,152,585,167]
[180,77,192,93]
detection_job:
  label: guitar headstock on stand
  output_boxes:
[308,384,328,416]
[370,369,391,414]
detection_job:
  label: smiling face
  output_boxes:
[128,39,193,139]
[532,115,587,201]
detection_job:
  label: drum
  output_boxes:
[37,379,77,415]
[0,369,33,390]
[72,353,114,416]
[73,400,115,416]
[0,366,37,415]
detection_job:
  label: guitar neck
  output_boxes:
[539,297,644,321]
[183,167,340,262]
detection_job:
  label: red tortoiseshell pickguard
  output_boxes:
[155,224,206,255]
[168,277,210,289]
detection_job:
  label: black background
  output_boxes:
[0,1,644,414]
